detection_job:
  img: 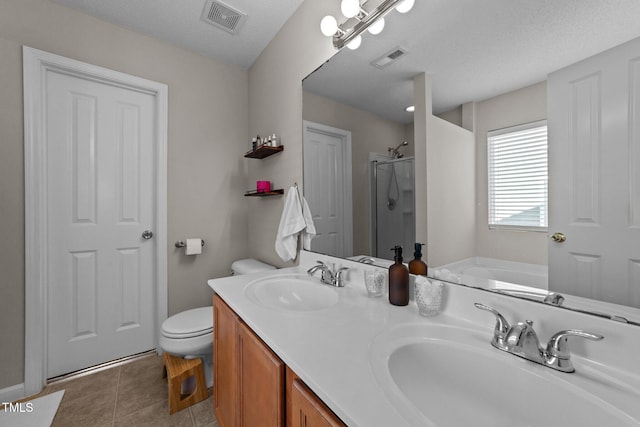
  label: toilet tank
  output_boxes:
[231,258,276,275]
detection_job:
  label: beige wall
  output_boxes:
[414,74,476,268]
[437,106,463,127]
[0,0,249,389]
[302,91,410,255]
[247,0,336,267]
[475,81,548,264]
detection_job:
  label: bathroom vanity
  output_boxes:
[213,295,345,427]
[208,250,640,426]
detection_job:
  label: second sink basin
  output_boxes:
[244,273,339,312]
[370,323,640,427]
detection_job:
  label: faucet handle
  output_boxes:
[544,330,604,373]
[474,303,510,348]
[546,330,604,359]
[335,267,349,287]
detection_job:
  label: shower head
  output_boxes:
[388,141,409,159]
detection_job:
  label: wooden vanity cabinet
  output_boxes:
[214,295,344,427]
[287,367,346,427]
[238,321,285,426]
[214,295,284,427]
[213,295,239,427]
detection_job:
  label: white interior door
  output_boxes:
[548,37,640,307]
[303,121,353,258]
[46,69,157,377]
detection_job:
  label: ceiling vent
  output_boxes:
[371,47,408,69]
[201,0,247,35]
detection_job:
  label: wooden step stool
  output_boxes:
[162,352,209,414]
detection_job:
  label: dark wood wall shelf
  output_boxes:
[244,145,284,159]
[244,189,284,197]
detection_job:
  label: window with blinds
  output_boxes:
[487,120,548,231]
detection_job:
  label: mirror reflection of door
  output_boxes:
[548,37,640,307]
[302,121,353,257]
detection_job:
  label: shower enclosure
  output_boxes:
[370,157,415,259]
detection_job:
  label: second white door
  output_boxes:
[303,121,353,258]
[548,37,640,307]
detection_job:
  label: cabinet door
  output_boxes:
[287,367,345,427]
[213,296,239,427]
[238,321,285,426]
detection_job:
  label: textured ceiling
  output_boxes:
[50,0,305,69]
[304,0,640,122]
[51,0,640,122]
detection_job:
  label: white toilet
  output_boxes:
[159,259,275,387]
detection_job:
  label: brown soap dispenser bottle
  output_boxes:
[389,246,409,306]
[408,243,428,276]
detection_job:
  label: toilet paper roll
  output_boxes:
[185,238,202,255]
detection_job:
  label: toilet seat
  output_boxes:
[161,307,213,339]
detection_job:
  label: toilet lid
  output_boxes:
[161,306,213,338]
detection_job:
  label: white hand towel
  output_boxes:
[275,187,306,261]
[301,196,316,250]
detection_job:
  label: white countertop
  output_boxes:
[208,251,640,427]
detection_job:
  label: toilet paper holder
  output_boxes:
[175,239,205,248]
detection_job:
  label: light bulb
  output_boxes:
[341,0,360,18]
[367,17,385,35]
[320,15,338,37]
[346,35,362,50]
[405,105,415,112]
[395,0,414,13]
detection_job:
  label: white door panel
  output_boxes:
[303,122,352,258]
[46,70,156,377]
[548,38,640,307]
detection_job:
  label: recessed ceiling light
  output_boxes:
[405,105,415,112]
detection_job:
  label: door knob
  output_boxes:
[142,230,154,240]
[550,232,566,243]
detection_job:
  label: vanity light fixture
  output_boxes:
[321,0,414,50]
[341,0,360,18]
[347,35,362,50]
[395,0,414,13]
[367,17,385,35]
[405,105,415,112]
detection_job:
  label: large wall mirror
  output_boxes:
[302,0,640,325]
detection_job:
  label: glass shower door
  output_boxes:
[372,158,415,258]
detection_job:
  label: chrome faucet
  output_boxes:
[307,261,349,287]
[474,303,604,373]
[543,292,565,306]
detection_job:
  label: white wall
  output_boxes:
[414,74,476,268]
[246,0,337,267]
[302,91,411,256]
[475,81,548,265]
[0,0,249,390]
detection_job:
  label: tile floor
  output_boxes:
[29,353,218,427]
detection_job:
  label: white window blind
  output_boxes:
[488,120,548,231]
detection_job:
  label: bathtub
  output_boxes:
[436,257,640,324]
[437,257,548,291]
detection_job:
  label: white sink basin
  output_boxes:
[370,323,640,427]
[244,274,339,312]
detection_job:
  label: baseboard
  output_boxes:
[0,383,26,403]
